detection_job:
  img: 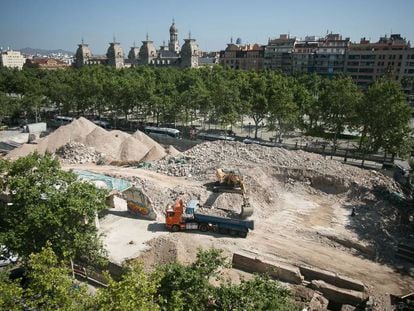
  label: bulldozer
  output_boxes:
[212,168,253,218]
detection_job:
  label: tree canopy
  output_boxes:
[0,66,412,155]
[0,153,108,264]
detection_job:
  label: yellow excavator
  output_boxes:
[214,168,253,218]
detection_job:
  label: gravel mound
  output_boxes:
[7,117,166,164]
[150,141,399,195]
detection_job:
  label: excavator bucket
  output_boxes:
[239,199,254,218]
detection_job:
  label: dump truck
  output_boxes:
[165,199,254,238]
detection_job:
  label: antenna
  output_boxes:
[172,17,175,24]
[146,33,149,41]
[81,37,84,44]
[189,31,191,39]
[113,35,116,43]
[133,40,136,47]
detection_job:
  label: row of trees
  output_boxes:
[0,153,295,310]
[0,246,295,311]
[0,66,412,155]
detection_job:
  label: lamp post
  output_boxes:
[248,122,251,137]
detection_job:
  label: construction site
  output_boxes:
[5,117,414,310]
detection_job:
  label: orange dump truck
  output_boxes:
[165,199,254,238]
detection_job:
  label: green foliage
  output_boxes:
[357,78,412,155]
[319,76,362,148]
[155,249,226,310]
[215,275,295,311]
[24,244,93,310]
[0,153,108,264]
[0,271,23,311]
[0,245,92,311]
[0,247,295,311]
[95,261,161,311]
[0,66,411,155]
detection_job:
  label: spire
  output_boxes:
[146,33,149,41]
[188,31,191,39]
[163,40,166,47]
[133,40,136,47]
[113,35,116,43]
[81,37,84,44]
[172,17,175,24]
[230,36,233,44]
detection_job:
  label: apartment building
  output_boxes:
[220,40,264,71]
[264,34,296,74]
[0,49,26,70]
[313,34,350,76]
[345,34,413,88]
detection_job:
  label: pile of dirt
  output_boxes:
[56,142,106,164]
[150,141,399,196]
[7,118,167,164]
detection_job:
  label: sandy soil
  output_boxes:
[63,156,414,305]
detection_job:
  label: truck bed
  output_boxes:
[194,212,254,230]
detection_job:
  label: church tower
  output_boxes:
[168,19,180,54]
[128,42,140,67]
[180,33,200,68]
[139,34,158,65]
[74,40,92,68]
[106,38,124,69]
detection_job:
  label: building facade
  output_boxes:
[74,21,200,69]
[345,34,414,87]
[24,57,70,70]
[264,34,296,74]
[220,40,264,71]
[0,49,26,70]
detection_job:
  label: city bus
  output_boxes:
[144,126,181,139]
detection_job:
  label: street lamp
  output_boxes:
[248,122,251,137]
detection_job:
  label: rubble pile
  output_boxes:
[150,141,399,194]
[55,142,106,164]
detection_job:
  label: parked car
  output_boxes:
[0,246,18,267]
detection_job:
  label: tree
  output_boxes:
[0,153,108,264]
[0,271,23,311]
[95,262,161,311]
[319,76,361,149]
[241,72,269,139]
[295,73,324,132]
[267,73,298,142]
[24,245,93,310]
[0,245,92,310]
[215,275,295,311]
[357,79,412,156]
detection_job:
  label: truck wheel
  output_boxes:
[199,223,208,232]
[171,225,180,232]
[238,231,247,238]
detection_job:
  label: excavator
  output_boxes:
[212,168,254,218]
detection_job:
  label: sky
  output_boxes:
[1,0,413,54]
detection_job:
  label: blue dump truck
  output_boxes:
[165,199,254,238]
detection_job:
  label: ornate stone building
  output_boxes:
[106,41,124,69]
[74,21,201,69]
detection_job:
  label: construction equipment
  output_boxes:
[165,199,254,238]
[213,168,254,218]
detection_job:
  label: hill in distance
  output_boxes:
[19,47,74,56]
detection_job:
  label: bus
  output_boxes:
[55,116,74,124]
[144,126,181,139]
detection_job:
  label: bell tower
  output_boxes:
[168,19,180,54]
